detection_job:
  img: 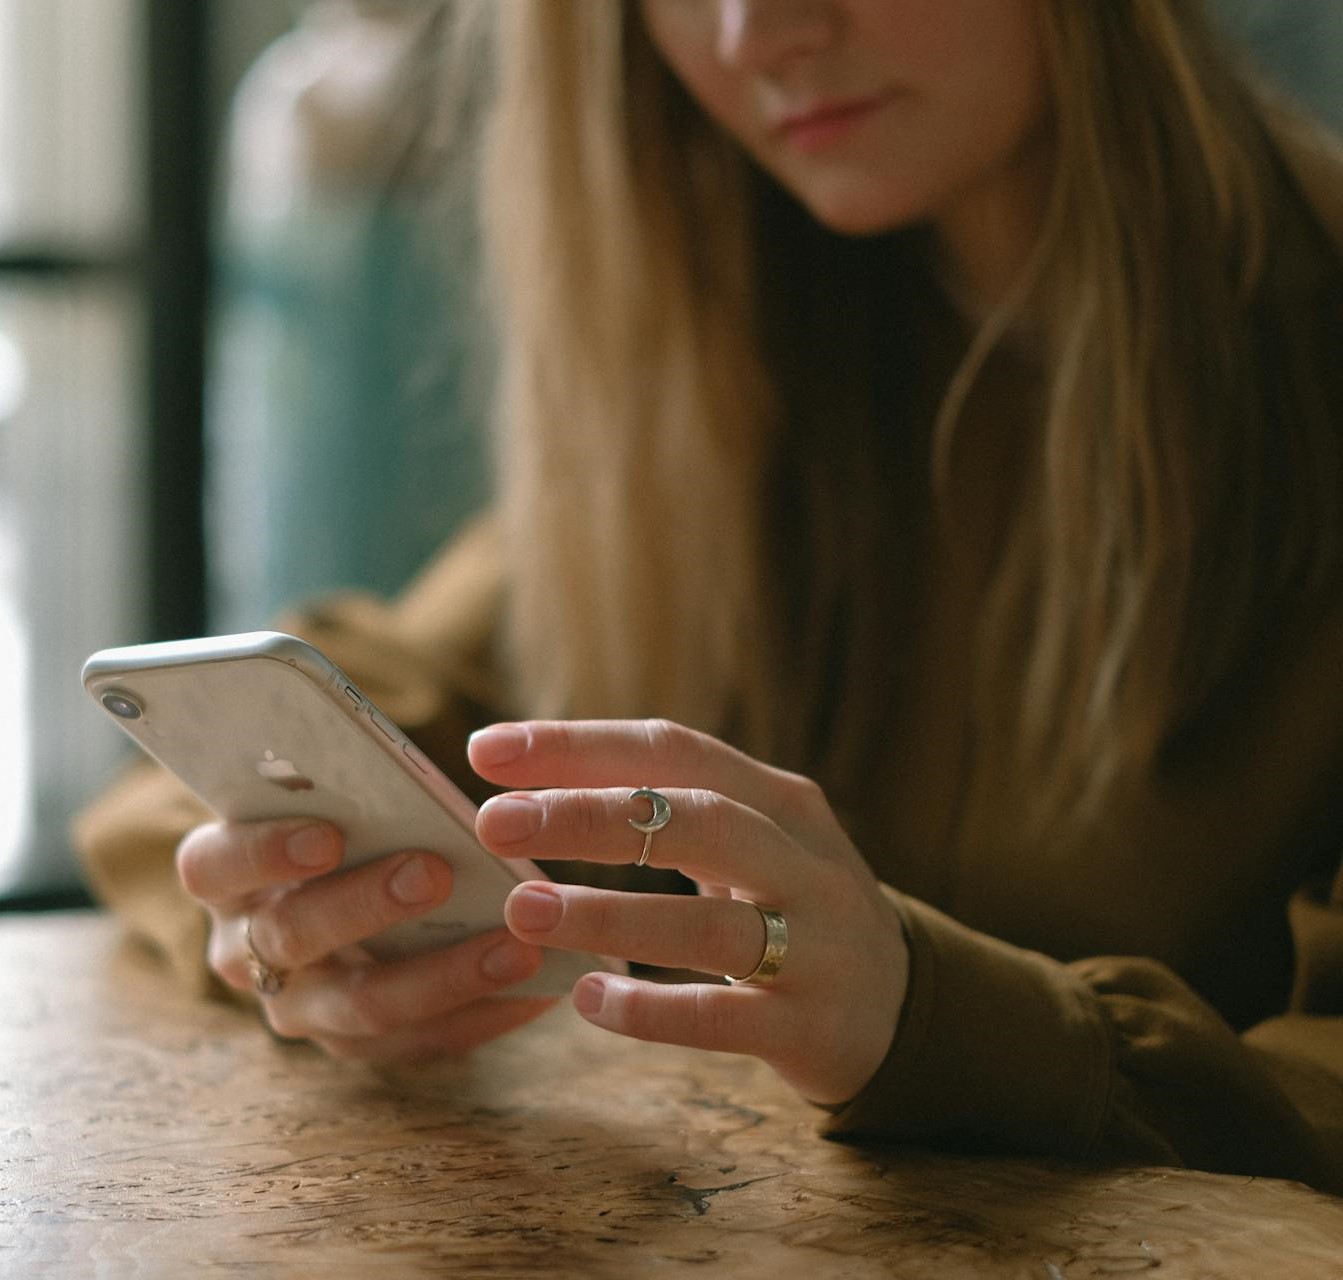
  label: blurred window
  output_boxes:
[0,0,145,897]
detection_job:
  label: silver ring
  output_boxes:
[725,904,788,986]
[628,787,671,867]
[244,916,287,996]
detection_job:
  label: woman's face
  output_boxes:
[638,0,1051,239]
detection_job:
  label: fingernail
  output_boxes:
[481,937,541,984]
[508,883,563,933]
[479,795,543,845]
[572,974,606,1016]
[469,723,530,768]
[389,855,439,906]
[287,825,334,868]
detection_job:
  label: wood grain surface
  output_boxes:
[2,912,1341,1278]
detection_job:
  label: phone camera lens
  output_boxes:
[101,691,143,720]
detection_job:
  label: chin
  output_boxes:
[796,186,926,239]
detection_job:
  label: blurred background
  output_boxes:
[0,0,487,909]
[0,0,1339,911]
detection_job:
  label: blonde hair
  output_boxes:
[476,1,776,739]
[997,0,1342,826]
[458,0,1342,837]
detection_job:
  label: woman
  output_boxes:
[78,1,1343,1191]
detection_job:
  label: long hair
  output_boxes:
[475,0,776,741]
[459,0,1343,839]
[990,1,1343,828]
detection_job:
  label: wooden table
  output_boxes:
[3,913,1342,1278]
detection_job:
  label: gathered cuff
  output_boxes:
[824,890,1113,1158]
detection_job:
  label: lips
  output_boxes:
[774,92,894,151]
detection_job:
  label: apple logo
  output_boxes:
[255,750,315,792]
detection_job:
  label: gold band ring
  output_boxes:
[726,904,788,986]
[628,787,671,867]
[244,916,287,996]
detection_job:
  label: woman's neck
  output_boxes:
[932,131,1052,312]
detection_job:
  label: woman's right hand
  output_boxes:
[175,818,558,1062]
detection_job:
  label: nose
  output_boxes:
[714,0,839,72]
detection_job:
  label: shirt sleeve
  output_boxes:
[822,870,1343,1196]
[825,584,1343,1196]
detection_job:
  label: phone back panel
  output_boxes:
[82,632,619,993]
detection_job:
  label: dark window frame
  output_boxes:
[0,0,213,911]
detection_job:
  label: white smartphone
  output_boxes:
[81,630,625,997]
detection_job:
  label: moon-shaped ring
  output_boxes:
[628,787,671,866]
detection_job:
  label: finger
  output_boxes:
[506,884,772,980]
[309,995,557,1064]
[263,927,547,1039]
[571,973,780,1058]
[177,819,342,907]
[247,851,454,972]
[477,786,811,895]
[468,719,826,839]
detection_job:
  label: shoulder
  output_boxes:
[273,511,509,729]
[390,511,506,663]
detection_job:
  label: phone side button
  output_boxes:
[343,684,362,709]
[370,708,397,741]
[404,743,431,773]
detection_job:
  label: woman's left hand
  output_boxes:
[469,719,909,1106]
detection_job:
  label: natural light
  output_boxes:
[0,524,31,886]
[0,329,29,885]
[0,0,141,896]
